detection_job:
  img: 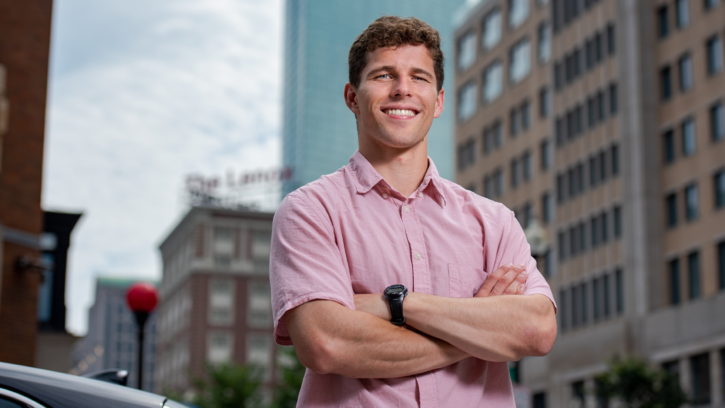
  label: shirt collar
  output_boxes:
[347,151,447,207]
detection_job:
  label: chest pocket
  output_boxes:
[448,263,489,298]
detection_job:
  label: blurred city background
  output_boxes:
[0,0,724,406]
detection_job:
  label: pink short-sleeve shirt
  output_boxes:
[270,152,556,407]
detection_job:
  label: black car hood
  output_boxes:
[0,363,166,408]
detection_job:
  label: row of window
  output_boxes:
[459,34,546,121]
[661,37,723,101]
[658,0,720,39]
[458,0,551,72]
[662,348,725,406]
[509,99,532,137]
[476,140,553,195]
[665,170,725,228]
[662,103,724,165]
[559,268,624,332]
[666,248,714,305]
[553,24,615,91]
[556,144,620,204]
[555,83,618,147]
[552,0,605,33]
[557,205,622,261]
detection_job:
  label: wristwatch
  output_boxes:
[383,284,408,326]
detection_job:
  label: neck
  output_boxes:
[358,138,429,198]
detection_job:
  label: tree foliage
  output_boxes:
[594,356,688,408]
[271,346,306,408]
[191,363,264,408]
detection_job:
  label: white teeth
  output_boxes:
[385,109,416,116]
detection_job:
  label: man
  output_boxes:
[271,16,557,407]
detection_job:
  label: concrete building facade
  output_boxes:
[454,0,725,406]
[0,0,54,366]
[155,206,276,397]
[72,277,158,391]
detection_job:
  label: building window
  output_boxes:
[718,241,725,290]
[457,138,476,171]
[482,8,503,50]
[458,82,477,121]
[604,274,611,317]
[542,192,552,223]
[494,167,504,196]
[614,206,622,238]
[572,381,585,405]
[521,100,531,130]
[246,333,273,371]
[688,251,700,299]
[539,87,550,117]
[554,62,563,90]
[711,102,724,141]
[509,38,531,84]
[690,353,712,405]
[685,183,698,221]
[706,36,723,75]
[682,118,696,156]
[208,279,234,326]
[589,155,599,187]
[483,61,503,102]
[484,175,493,198]
[601,212,609,244]
[663,129,675,163]
[559,288,568,329]
[538,23,551,62]
[715,170,725,208]
[558,230,566,261]
[607,24,615,55]
[669,258,680,305]
[666,193,678,228]
[593,277,601,320]
[611,144,619,176]
[661,66,672,100]
[508,0,530,28]
[458,31,476,71]
[207,332,233,364]
[540,140,551,170]
[248,281,272,328]
[594,32,603,63]
[533,392,546,408]
[557,173,565,203]
[522,151,532,181]
[609,83,618,114]
[571,285,579,326]
[591,216,600,248]
[678,53,693,92]
[658,5,669,38]
[704,0,719,9]
[615,269,624,314]
[580,282,588,324]
[676,0,689,28]
[510,109,519,137]
[511,158,520,188]
[599,150,608,182]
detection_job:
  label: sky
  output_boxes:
[42,0,283,335]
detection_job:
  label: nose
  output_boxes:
[390,76,412,98]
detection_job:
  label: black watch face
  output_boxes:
[387,287,405,295]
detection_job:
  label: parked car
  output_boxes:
[0,362,186,408]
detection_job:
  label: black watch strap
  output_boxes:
[389,298,405,326]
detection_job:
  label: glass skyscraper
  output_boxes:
[282,0,465,195]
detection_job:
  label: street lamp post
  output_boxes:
[125,282,158,390]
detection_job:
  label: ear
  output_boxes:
[344,83,360,114]
[433,87,445,119]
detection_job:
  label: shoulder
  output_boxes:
[438,178,513,221]
[277,167,352,224]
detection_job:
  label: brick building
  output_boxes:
[454,0,725,405]
[0,0,54,366]
[155,205,276,397]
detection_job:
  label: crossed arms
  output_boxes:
[282,264,557,379]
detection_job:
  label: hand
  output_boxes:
[354,293,391,320]
[474,264,527,298]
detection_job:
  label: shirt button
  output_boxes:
[415,253,421,260]
[382,193,388,199]
[403,206,410,213]
[418,193,423,198]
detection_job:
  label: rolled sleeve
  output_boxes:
[270,194,355,345]
[491,206,557,313]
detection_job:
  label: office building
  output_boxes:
[282,0,466,195]
[0,0,54,366]
[155,205,276,397]
[454,0,725,405]
[35,211,83,372]
[72,277,158,391]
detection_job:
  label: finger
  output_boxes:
[491,264,526,296]
[516,283,527,295]
[503,272,528,295]
[475,264,512,297]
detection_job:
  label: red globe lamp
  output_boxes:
[126,282,158,390]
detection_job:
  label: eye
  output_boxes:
[377,74,392,79]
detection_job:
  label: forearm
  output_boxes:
[283,300,469,378]
[404,293,557,362]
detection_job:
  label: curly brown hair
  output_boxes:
[348,16,445,93]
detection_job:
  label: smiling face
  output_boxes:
[345,44,445,153]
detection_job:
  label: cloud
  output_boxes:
[42,0,282,335]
